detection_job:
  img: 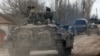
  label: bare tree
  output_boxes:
[81,0,96,19]
[0,0,45,25]
[0,0,44,16]
[54,0,95,25]
[54,0,82,25]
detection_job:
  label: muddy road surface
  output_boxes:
[72,35,100,56]
[0,35,100,56]
[30,35,100,56]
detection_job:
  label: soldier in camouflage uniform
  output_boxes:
[27,6,37,24]
[44,7,53,24]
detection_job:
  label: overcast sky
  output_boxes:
[0,0,100,18]
[91,0,100,18]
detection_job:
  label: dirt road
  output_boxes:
[0,34,100,56]
[72,35,100,56]
[30,35,100,56]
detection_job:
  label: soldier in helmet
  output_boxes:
[44,7,53,24]
[36,11,44,24]
[27,6,37,24]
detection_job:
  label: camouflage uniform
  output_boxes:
[44,7,53,24]
[27,6,38,24]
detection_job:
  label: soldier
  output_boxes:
[44,7,53,24]
[27,6,32,16]
[37,11,45,24]
[27,6,37,24]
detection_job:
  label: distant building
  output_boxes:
[0,13,16,46]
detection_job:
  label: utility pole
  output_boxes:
[67,0,69,5]
[55,0,59,23]
[96,8,98,19]
[30,0,32,6]
[82,0,85,18]
[55,0,58,10]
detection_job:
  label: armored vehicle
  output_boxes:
[7,24,74,56]
[7,6,74,56]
